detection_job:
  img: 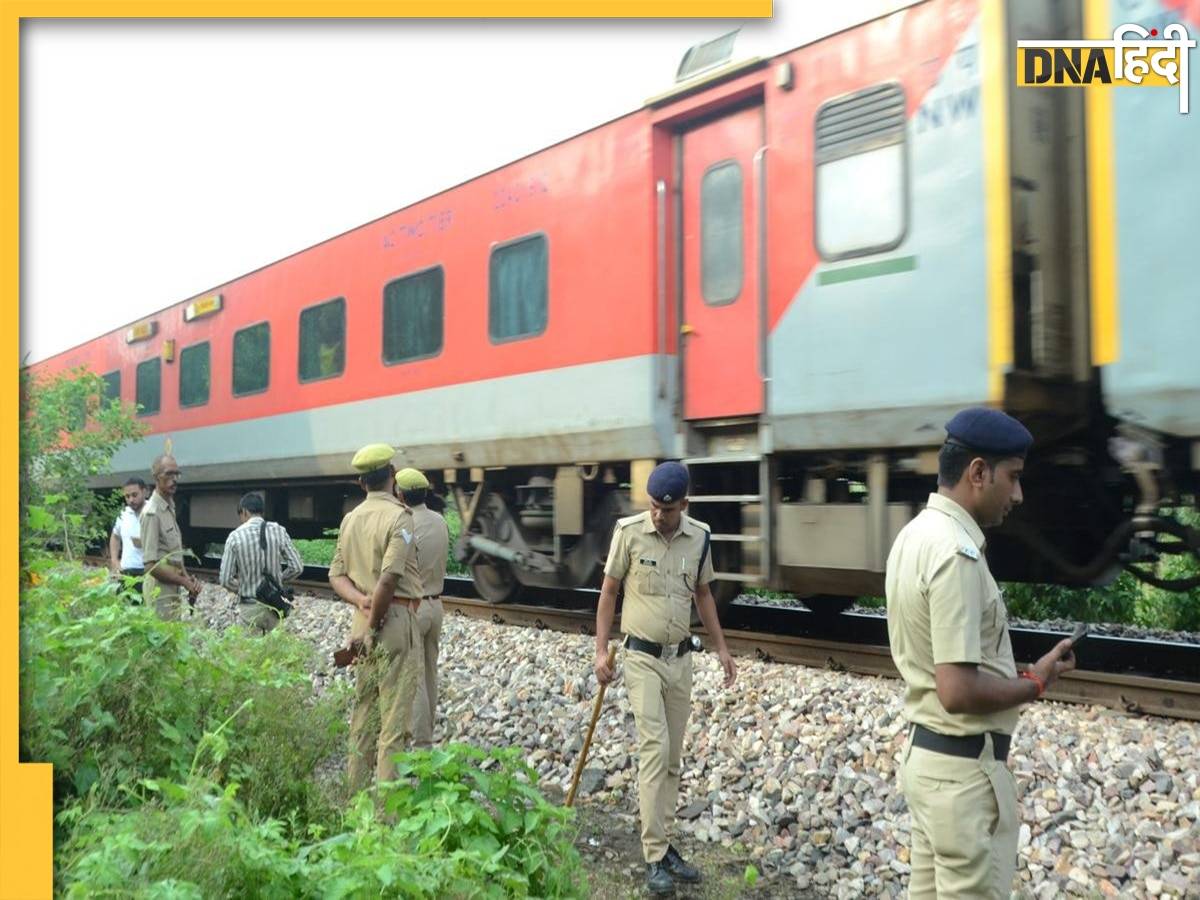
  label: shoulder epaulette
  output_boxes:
[616,512,644,528]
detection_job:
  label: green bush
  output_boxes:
[20,563,347,825]
[57,745,585,898]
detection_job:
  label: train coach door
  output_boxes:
[680,103,764,421]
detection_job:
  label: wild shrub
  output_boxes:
[20,563,347,824]
[57,745,586,898]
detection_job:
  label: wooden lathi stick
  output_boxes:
[565,643,618,808]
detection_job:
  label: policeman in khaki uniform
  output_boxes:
[328,444,426,794]
[595,462,737,896]
[395,467,450,748]
[140,453,203,620]
[886,408,1077,899]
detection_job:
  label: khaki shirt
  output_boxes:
[885,493,1019,736]
[411,504,450,597]
[330,491,423,641]
[604,511,715,646]
[139,490,186,602]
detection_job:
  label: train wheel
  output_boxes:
[472,559,521,604]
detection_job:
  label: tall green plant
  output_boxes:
[20,366,147,557]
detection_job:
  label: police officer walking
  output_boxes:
[395,467,449,748]
[886,408,1076,898]
[594,461,737,896]
[140,454,202,619]
[328,444,425,794]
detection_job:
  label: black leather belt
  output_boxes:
[626,635,693,660]
[911,723,1011,762]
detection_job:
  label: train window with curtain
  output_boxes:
[101,370,121,404]
[814,83,907,260]
[383,266,444,364]
[701,160,744,305]
[233,322,270,396]
[179,341,211,408]
[489,233,548,343]
[299,297,346,382]
[136,357,161,416]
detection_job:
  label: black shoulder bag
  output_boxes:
[254,520,295,617]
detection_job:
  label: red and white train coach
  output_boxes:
[32,0,1200,608]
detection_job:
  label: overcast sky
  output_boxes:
[20,6,894,364]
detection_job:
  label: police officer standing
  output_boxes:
[395,467,449,748]
[140,454,202,619]
[594,461,737,896]
[328,444,425,794]
[886,408,1076,898]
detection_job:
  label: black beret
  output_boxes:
[945,407,1033,458]
[647,461,689,503]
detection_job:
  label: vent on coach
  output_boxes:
[815,83,906,163]
[676,30,739,82]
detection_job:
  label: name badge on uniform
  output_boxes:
[957,543,979,560]
[638,557,657,567]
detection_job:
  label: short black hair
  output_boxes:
[123,477,147,489]
[400,487,428,506]
[361,465,393,492]
[937,442,1004,488]
[238,492,265,515]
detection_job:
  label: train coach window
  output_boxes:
[299,297,346,382]
[233,322,270,396]
[701,160,744,305]
[814,83,907,260]
[135,357,161,416]
[179,341,211,408]
[383,266,444,364]
[489,233,548,343]
[101,370,121,404]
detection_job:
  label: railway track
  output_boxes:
[138,561,1200,722]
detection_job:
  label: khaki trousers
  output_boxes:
[347,604,422,795]
[145,577,186,622]
[625,648,693,863]
[411,597,443,747]
[899,733,1019,899]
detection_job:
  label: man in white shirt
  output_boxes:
[109,477,148,593]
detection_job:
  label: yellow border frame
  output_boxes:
[980,0,1012,404]
[2,5,770,897]
[1084,0,1119,366]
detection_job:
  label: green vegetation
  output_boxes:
[20,367,147,558]
[23,559,584,896]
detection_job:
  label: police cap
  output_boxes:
[945,407,1033,458]
[647,461,690,503]
[395,467,430,490]
[351,443,396,473]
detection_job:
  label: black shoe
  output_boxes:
[646,861,675,895]
[663,845,701,884]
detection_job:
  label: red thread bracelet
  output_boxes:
[1020,670,1045,698]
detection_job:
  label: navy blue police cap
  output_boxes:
[945,407,1033,458]
[647,461,690,503]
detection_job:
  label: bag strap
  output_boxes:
[258,519,273,580]
[697,530,711,591]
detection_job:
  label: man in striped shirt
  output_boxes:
[219,492,304,633]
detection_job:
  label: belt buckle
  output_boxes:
[662,642,678,660]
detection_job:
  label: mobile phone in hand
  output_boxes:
[1066,622,1089,654]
